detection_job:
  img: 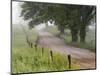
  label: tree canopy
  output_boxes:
[20,2,96,43]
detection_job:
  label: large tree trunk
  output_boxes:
[71,29,78,42]
[58,25,65,34]
[60,27,64,34]
[80,26,86,43]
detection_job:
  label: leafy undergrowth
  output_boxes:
[12,25,79,74]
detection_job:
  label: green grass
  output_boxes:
[12,46,79,73]
[45,26,96,52]
[12,25,79,74]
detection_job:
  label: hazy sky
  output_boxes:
[12,1,28,25]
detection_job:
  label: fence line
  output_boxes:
[68,55,71,69]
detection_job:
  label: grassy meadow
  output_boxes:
[12,25,79,74]
[45,26,96,52]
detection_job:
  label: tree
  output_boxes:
[65,5,80,42]
[66,5,96,42]
[79,6,96,43]
[20,2,67,34]
[20,2,47,28]
[20,2,96,43]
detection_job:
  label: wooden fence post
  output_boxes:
[36,36,39,45]
[42,47,44,56]
[30,42,33,48]
[50,50,53,62]
[68,55,71,69]
[34,44,37,51]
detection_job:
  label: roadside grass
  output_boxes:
[12,25,79,74]
[12,46,80,74]
[45,26,96,52]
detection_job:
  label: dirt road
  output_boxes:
[37,30,96,69]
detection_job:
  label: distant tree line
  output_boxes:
[20,2,96,43]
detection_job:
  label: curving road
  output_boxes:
[37,29,96,69]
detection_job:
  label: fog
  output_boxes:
[12,1,47,30]
[12,1,29,26]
